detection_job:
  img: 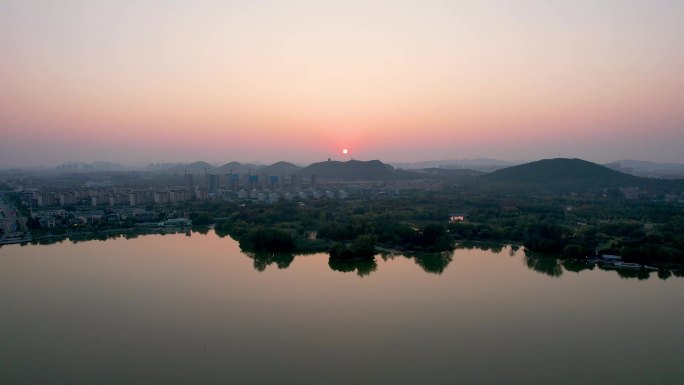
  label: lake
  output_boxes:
[1,231,682,385]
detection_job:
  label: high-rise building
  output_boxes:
[185,173,193,189]
[208,174,219,194]
[227,173,239,190]
[248,174,259,190]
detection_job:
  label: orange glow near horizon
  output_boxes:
[1,1,683,166]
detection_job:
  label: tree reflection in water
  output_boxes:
[524,250,564,277]
[561,259,593,274]
[409,251,454,275]
[20,230,683,280]
[658,269,672,280]
[590,264,653,280]
[231,238,677,280]
[456,241,505,254]
[377,252,454,275]
[328,258,378,277]
[245,252,295,272]
[524,250,665,280]
[191,226,210,235]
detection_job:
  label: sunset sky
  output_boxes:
[1,0,683,167]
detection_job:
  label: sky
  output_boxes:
[1,0,683,167]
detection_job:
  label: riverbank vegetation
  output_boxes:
[9,184,684,267]
[205,188,684,267]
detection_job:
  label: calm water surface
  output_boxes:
[0,232,682,385]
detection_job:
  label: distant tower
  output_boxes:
[311,174,317,189]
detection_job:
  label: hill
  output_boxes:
[300,159,396,181]
[483,158,638,186]
[215,162,261,174]
[164,161,215,174]
[215,161,245,173]
[260,161,302,175]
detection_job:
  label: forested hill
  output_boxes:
[300,159,396,180]
[482,158,639,186]
[259,161,302,175]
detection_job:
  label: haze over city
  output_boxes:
[1,1,683,167]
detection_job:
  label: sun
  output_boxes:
[342,148,349,154]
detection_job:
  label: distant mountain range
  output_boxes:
[159,161,301,175]
[390,158,519,172]
[57,161,128,171]
[45,158,684,186]
[605,160,684,179]
[412,168,484,177]
[155,159,408,181]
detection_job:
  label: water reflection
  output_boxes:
[328,258,378,277]
[191,226,211,235]
[523,251,564,277]
[451,242,681,281]
[658,270,672,280]
[561,259,594,273]
[614,268,651,280]
[9,230,683,281]
[404,252,453,275]
[521,249,680,281]
[587,264,655,280]
[3,231,684,385]
[236,248,456,277]
[456,241,506,254]
[245,252,295,271]
[19,227,193,248]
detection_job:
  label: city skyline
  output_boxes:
[2,1,684,167]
